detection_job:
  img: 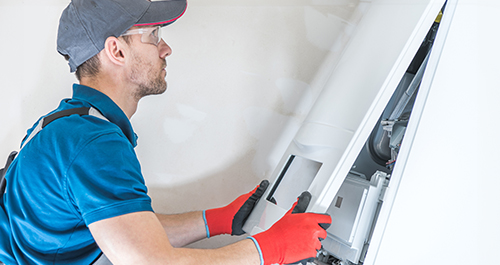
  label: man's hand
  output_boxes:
[249,192,332,265]
[204,180,269,237]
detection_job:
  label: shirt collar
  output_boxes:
[72,84,138,147]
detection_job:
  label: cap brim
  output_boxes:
[135,0,187,27]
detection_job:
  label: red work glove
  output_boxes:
[249,191,332,265]
[203,180,269,237]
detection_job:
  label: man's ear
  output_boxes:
[103,36,127,67]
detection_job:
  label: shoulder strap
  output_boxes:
[1,107,109,195]
[42,107,90,128]
[21,107,108,149]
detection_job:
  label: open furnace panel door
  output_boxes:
[243,1,448,264]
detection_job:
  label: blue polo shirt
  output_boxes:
[0,84,153,264]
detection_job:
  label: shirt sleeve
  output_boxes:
[66,132,153,225]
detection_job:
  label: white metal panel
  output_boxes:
[243,0,446,241]
[310,0,445,213]
[371,1,500,264]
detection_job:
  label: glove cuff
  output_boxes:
[247,236,264,265]
[204,206,232,237]
[251,232,282,265]
[202,210,211,238]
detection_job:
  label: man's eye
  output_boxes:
[151,28,158,37]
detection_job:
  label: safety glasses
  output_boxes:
[121,26,161,46]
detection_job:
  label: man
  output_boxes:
[0,0,331,264]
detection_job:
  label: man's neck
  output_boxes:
[80,78,138,119]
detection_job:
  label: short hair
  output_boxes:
[76,53,101,82]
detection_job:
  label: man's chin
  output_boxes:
[157,85,167,95]
[136,81,167,99]
[151,78,167,94]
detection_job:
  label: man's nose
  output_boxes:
[158,39,172,59]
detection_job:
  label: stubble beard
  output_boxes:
[130,53,167,101]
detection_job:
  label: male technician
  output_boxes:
[0,0,331,264]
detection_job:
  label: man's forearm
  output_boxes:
[90,211,261,265]
[155,211,207,247]
[174,238,261,265]
[153,212,262,264]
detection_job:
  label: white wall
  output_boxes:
[0,0,364,248]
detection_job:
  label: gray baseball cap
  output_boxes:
[57,0,187,72]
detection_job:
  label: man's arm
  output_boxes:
[154,211,206,247]
[90,191,331,265]
[153,180,270,247]
[89,211,261,265]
